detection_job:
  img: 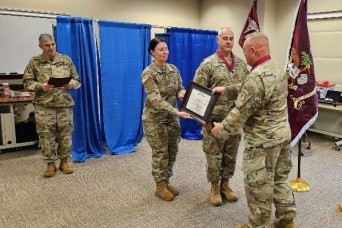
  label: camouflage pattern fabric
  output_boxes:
[204,133,240,182]
[23,53,81,107]
[35,105,73,163]
[220,59,291,147]
[23,53,81,163]
[144,120,180,183]
[142,62,185,183]
[193,53,248,110]
[220,59,296,227]
[193,53,248,182]
[243,140,296,227]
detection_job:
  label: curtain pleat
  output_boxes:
[56,17,106,162]
[168,28,218,140]
[98,21,151,155]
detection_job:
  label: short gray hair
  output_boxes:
[245,32,269,49]
[39,33,55,44]
[217,27,233,38]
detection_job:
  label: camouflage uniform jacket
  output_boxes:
[23,53,81,107]
[142,62,185,122]
[220,59,291,148]
[193,53,248,123]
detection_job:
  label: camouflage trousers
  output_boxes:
[202,128,241,182]
[143,120,180,183]
[34,105,74,163]
[242,139,296,227]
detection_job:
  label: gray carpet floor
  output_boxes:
[0,132,341,228]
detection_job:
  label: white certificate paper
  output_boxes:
[185,88,211,116]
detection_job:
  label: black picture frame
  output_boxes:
[181,81,219,125]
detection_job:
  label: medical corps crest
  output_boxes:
[238,0,260,48]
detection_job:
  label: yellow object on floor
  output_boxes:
[338,203,342,212]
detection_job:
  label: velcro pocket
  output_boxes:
[242,155,268,188]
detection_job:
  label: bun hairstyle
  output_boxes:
[148,37,166,55]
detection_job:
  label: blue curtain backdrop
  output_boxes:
[168,28,218,140]
[56,17,106,162]
[98,21,151,155]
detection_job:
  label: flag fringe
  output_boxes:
[290,111,318,147]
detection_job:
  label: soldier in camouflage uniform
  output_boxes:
[211,32,296,228]
[23,34,81,178]
[193,27,248,206]
[141,37,192,201]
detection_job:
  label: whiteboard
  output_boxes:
[0,15,55,74]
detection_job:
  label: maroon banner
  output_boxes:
[238,0,260,48]
[286,0,318,147]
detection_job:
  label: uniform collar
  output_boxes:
[250,55,271,72]
[216,49,236,72]
[39,53,59,62]
[152,61,171,73]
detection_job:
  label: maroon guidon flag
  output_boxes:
[286,0,318,147]
[238,0,260,48]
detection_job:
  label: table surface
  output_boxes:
[318,102,342,111]
[0,92,34,103]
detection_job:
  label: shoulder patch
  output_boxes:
[142,74,149,83]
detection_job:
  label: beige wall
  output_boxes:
[198,0,298,68]
[271,0,342,84]
[262,0,277,61]
[309,17,342,84]
[0,0,200,73]
[199,0,254,30]
[272,0,299,68]
[308,0,342,13]
[199,0,259,57]
[1,0,341,84]
[0,0,200,28]
[307,0,342,85]
[199,0,342,86]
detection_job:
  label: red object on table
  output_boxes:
[316,81,335,88]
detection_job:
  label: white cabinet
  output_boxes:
[0,102,38,152]
[0,112,16,145]
[308,103,342,150]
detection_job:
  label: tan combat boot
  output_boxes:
[44,162,56,178]
[274,219,296,228]
[155,181,174,201]
[59,157,74,174]
[210,181,222,206]
[221,180,238,202]
[167,180,179,196]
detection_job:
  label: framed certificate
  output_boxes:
[48,77,72,87]
[181,81,219,126]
